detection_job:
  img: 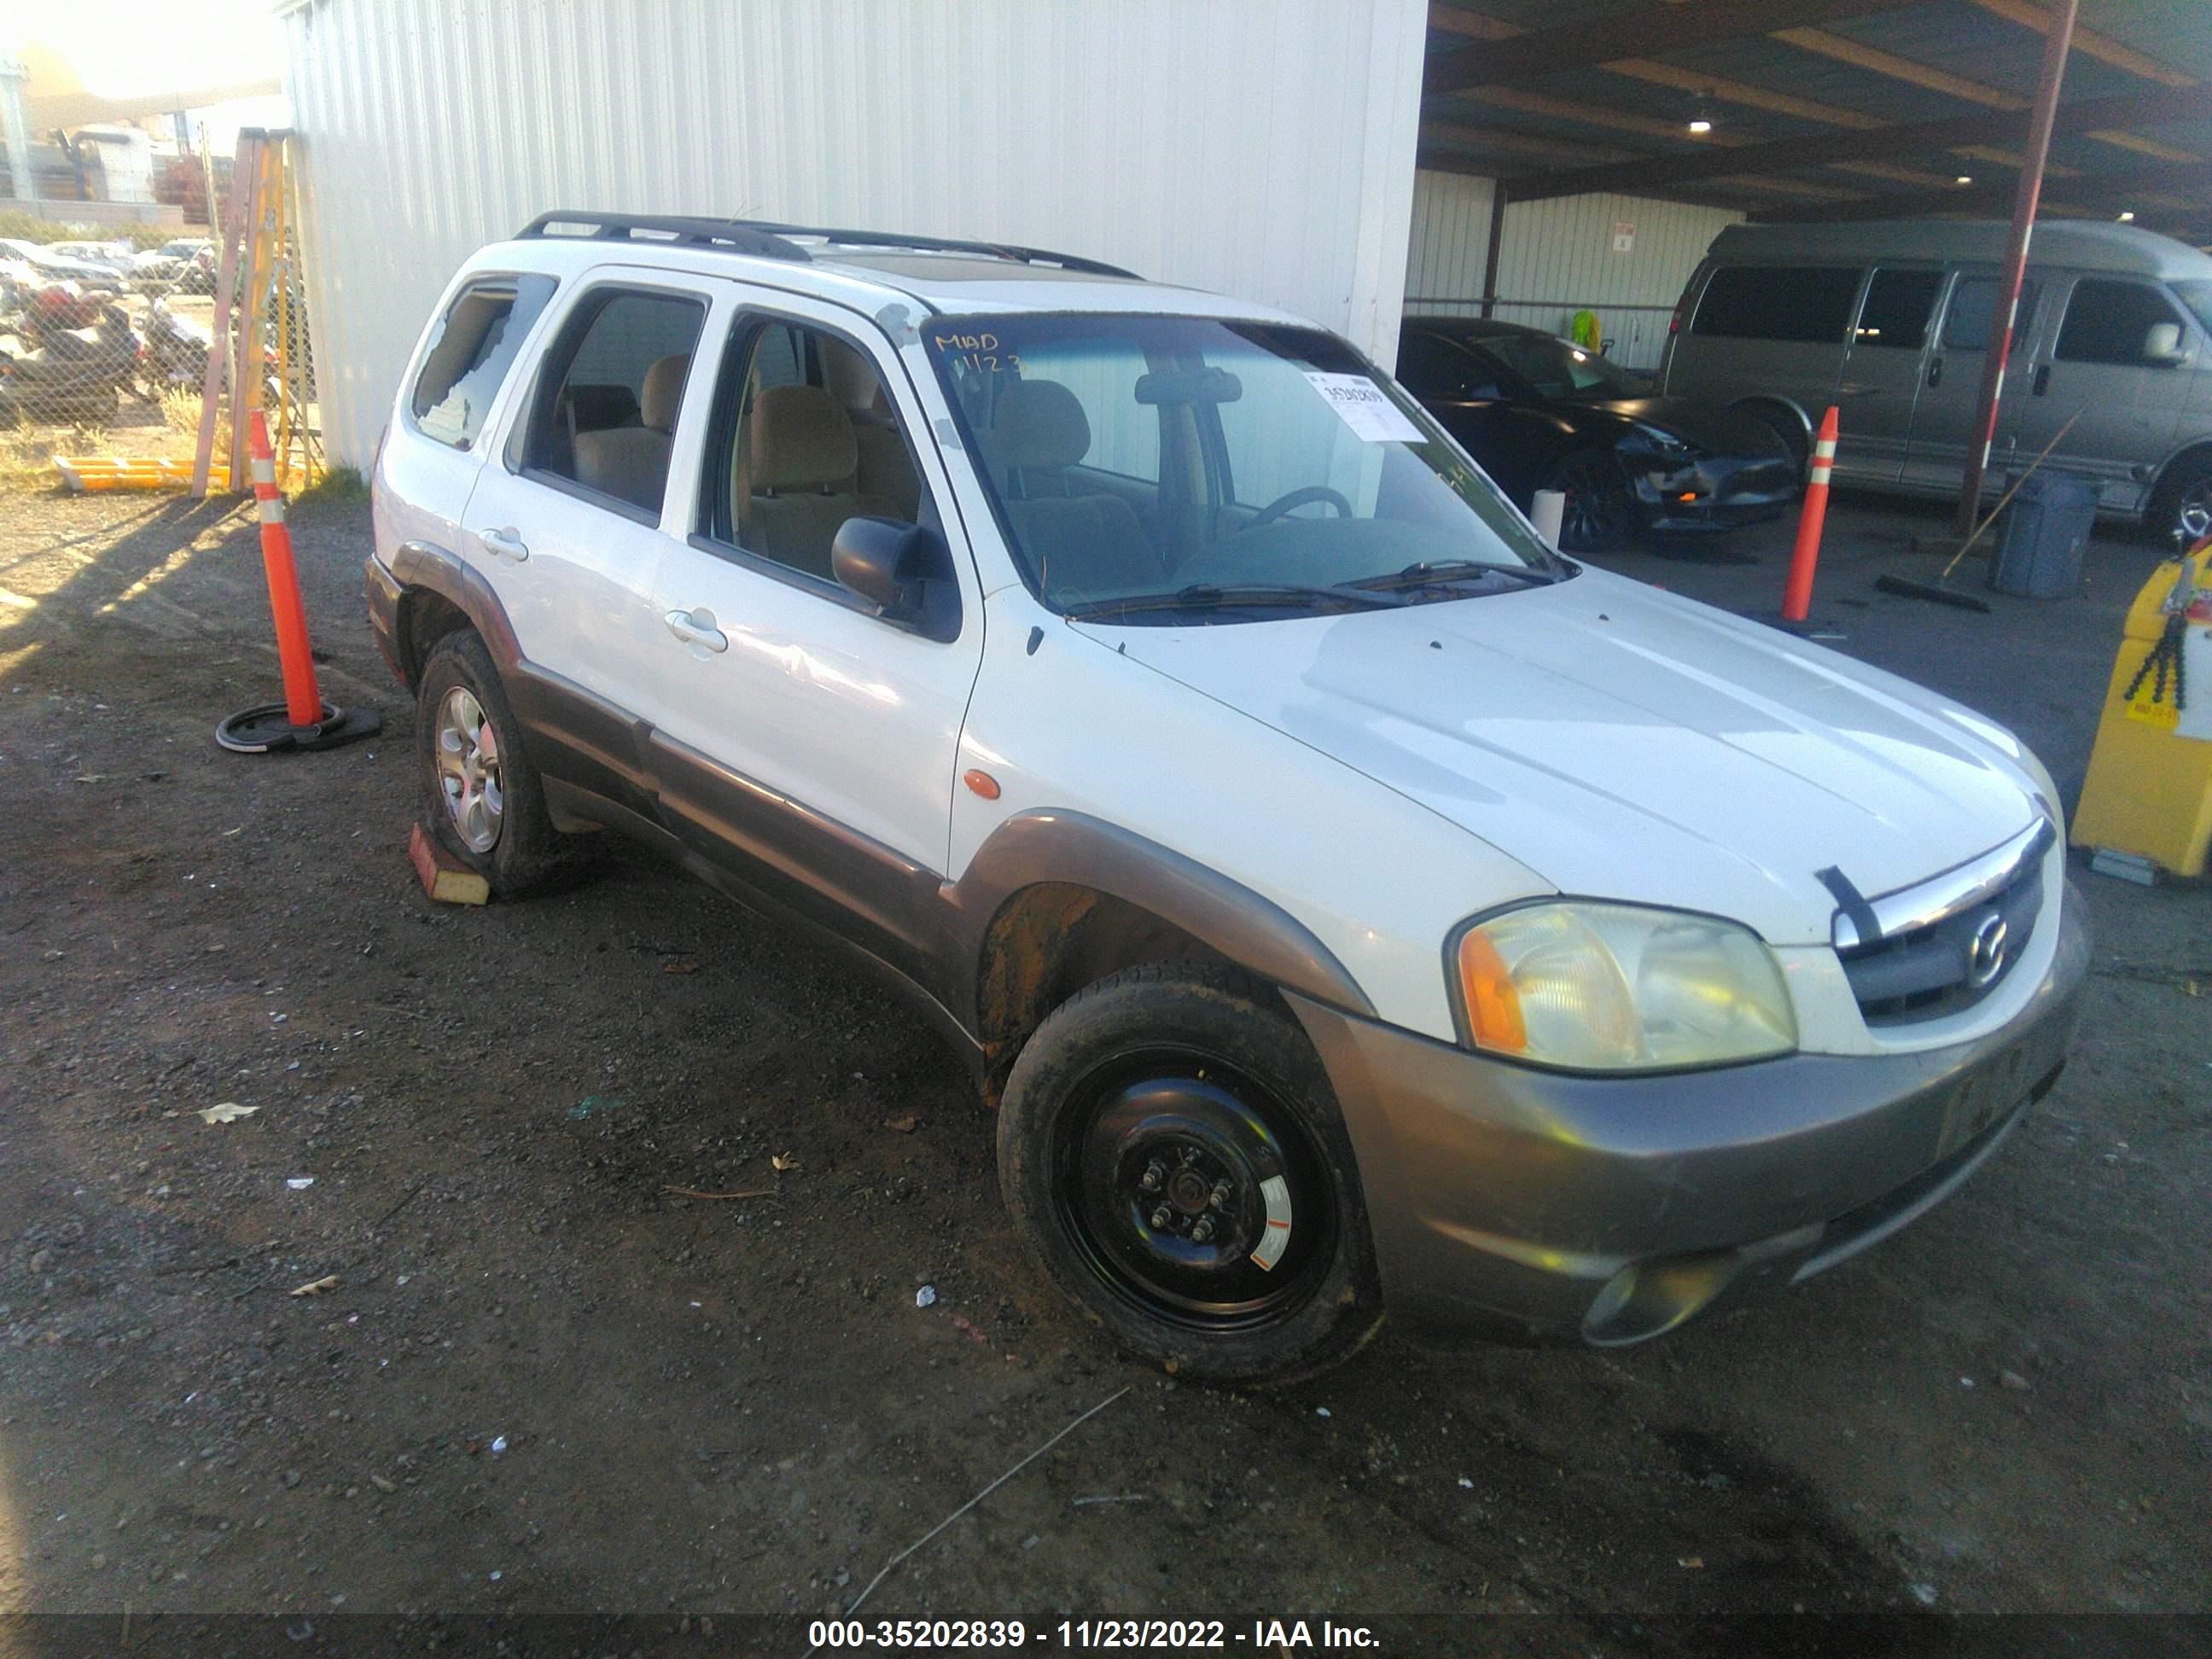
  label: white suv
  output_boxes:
[368,212,2087,1382]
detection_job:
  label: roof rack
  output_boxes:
[731,220,1139,280]
[516,211,812,263]
[514,210,1138,280]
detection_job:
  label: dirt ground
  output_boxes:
[0,486,2207,1653]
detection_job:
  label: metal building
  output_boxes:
[280,0,2212,472]
[279,0,1432,469]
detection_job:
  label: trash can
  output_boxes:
[1988,471,2097,597]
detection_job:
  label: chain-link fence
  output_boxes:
[0,199,318,492]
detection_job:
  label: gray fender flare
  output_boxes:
[940,809,1377,1031]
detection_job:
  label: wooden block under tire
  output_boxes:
[408,822,489,905]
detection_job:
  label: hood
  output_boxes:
[1586,397,1789,457]
[1077,569,2043,946]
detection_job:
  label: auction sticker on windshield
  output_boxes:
[1304,372,1425,443]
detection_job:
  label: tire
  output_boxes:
[1542,448,1638,553]
[997,963,1383,1384]
[2148,452,2212,552]
[1739,404,1809,482]
[415,629,566,899]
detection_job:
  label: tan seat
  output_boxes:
[987,380,1160,598]
[819,338,923,521]
[745,384,870,579]
[571,352,690,512]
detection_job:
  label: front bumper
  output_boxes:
[1289,889,2089,1346]
[1629,451,1797,533]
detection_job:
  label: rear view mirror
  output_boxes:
[1134,367,1243,405]
[2144,321,2189,366]
[831,516,959,641]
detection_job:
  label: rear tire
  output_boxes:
[997,964,1383,1384]
[2148,452,2212,552]
[415,630,566,899]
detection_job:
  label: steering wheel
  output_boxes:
[1247,485,1353,527]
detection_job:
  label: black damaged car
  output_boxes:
[1395,316,1798,553]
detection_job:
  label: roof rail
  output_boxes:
[514,209,1138,281]
[515,211,813,263]
[732,221,1140,280]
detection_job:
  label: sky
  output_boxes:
[12,0,285,93]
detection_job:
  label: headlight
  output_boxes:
[1627,421,1693,455]
[1452,902,1796,1072]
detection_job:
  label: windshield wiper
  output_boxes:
[1064,582,1407,620]
[1348,558,1559,592]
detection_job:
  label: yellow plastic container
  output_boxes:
[2071,556,2212,877]
[55,457,231,493]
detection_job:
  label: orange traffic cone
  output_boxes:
[1780,406,1839,627]
[216,410,381,754]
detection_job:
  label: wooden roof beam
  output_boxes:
[1747,159,2212,223]
[1967,0,2192,89]
[1426,0,1923,96]
[1773,26,2200,165]
[1497,81,2212,201]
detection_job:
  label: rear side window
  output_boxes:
[1691,265,1861,345]
[521,288,707,516]
[1854,269,1942,351]
[410,274,556,450]
[1942,276,2040,355]
[2055,279,2190,366]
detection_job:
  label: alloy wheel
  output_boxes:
[2177,479,2212,550]
[434,686,504,853]
[1554,452,1634,551]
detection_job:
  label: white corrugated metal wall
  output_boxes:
[281,0,1429,469]
[1403,169,1744,371]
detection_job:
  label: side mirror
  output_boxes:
[831,516,958,640]
[2145,321,2189,366]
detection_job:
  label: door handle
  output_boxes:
[480,527,529,563]
[2032,364,2052,396]
[1927,357,1943,388]
[665,607,729,653]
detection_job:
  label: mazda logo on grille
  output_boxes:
[1967,913,2010,987]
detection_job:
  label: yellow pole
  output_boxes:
[271,142,294,490]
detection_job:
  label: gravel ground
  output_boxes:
[0,488,2205,1652]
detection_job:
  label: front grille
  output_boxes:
[1836,835,2048,1026]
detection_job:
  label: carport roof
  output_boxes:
[1422,0,2212,247]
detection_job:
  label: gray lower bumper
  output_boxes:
[1289,890,2090,1346]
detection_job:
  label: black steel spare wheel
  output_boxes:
[997,964,1382,1383]
[1057,1057,1332,1330]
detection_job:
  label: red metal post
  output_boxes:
[1953,0,2078,537]
[1782,406,1840,624]
[248,409,323,728]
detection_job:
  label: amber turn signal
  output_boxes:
[1456,928,1527,1052]
[962,769,1002,800]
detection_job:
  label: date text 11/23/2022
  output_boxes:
[807,1619,1382,1649]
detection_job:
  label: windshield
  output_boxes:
[2173,281,2212,340]
[1457,330,1644,400]
[923,314,1562,620]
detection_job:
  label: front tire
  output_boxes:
[997,964,1382,1383]
[415,630,565,899]
[1543,448,1638,553]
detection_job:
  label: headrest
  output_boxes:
[819,337,888,417]
[990,379,1090,471]
[749,385,859,490]
[641,353,690,430]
